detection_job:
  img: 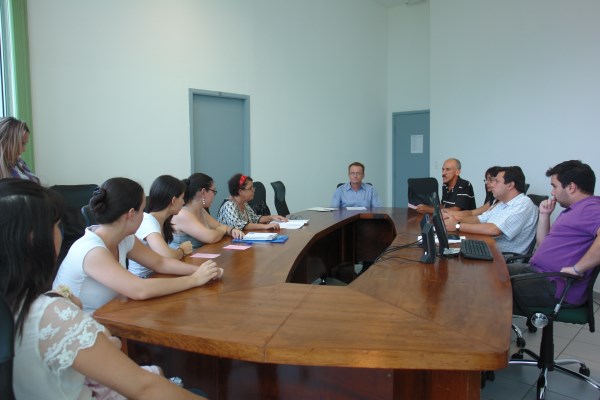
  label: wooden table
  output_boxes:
[94,208,512,399]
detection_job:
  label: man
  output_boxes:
[444,166,538,254]
[509,160,600,314]
[415,158,476,213]
[330,162,381,208]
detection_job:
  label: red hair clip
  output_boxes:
[239,175,247,188]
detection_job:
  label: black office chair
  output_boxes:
[336,182,372,188]
[407,177,438,206]
[528,194,549,207]
[270,181,290,216]
[50,184,98,264]
[247,181,271,216]
[508,267,600,399]
[81,204,96,227]
[0,294,15,400]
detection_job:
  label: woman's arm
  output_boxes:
[127,238,198,275]
[204,212,244,238]
[83,246,220,301]
[73,333,205,399]
[172,208,225,244]
[145,232,191,259]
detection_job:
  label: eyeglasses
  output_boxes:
[484,177,494,183]
[208,188,218,195]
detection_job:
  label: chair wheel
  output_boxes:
[516,337,526,347]
[579,365,591,376]
[528,325,537,333]
[511,352,524,360]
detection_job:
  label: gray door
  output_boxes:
[392,110,430,207]
[190,90,250,211]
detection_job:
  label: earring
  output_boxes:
[202,197,206,206]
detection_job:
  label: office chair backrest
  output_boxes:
[50,184,98,264]
[0,294,15,399]
[527,194,548,207]
[247,181,271,216]
[407,177,439,206]
[337,183,372,188]
[270,181,290,216]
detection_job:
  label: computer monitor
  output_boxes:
[420,215,436,264]
[430,192,450,256]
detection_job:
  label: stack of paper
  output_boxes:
[275,219,309,229]
[243,232,278,241]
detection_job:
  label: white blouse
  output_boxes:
[13,295,105,399]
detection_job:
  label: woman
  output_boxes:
[444,165,500,220]
[170,173,244,250]
[217,173,287,230]
[0,179,204,399]
[54,177,222,313]
[129,175,194,278]
[0,116,40,182]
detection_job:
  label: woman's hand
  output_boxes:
[271,215,288,222]
[178,241,193,256]
[191,260,221,286]
[230,227,244,239]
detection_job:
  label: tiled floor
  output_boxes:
[482,302,600,399]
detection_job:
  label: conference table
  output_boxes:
[94,208,512,399]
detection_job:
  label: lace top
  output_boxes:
[13,295,105,399]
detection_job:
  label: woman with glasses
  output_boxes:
[217,173,287,231]
[444,166,500,219]
[170,173,245,251]
[129,175,194,278]
[54,177,221,313]
[1,179,205,399]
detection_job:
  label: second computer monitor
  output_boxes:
[430,191,450,256]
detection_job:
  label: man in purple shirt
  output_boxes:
[509,160,600,315]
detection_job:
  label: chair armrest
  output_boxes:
[503,252,533,264]
[510,271,581,283]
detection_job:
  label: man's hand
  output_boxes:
[539,197,556,215]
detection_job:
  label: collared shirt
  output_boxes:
[330,183,381,208]
[477,193,538,254]
[531,196,600,305]
[442,177,476,210]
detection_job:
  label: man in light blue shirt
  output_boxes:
[330,162,381,209]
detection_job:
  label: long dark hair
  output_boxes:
[147,175,186,243]
[89,177,144,224]
[182,173,214,203]
[0,178,65,336]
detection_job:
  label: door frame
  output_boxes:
[188,89,251,174]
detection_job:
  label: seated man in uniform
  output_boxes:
[330,162,381,209]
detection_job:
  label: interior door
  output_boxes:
[190,90,250,210]
[392,110,430,207]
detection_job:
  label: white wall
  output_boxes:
[27,0,388,212]
[430,0,600,204]
[386,2,430,199]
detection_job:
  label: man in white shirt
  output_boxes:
[443,166,538,254]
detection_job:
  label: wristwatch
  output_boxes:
[455,223,461,231]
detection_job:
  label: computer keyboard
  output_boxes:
[460,239,493,261]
